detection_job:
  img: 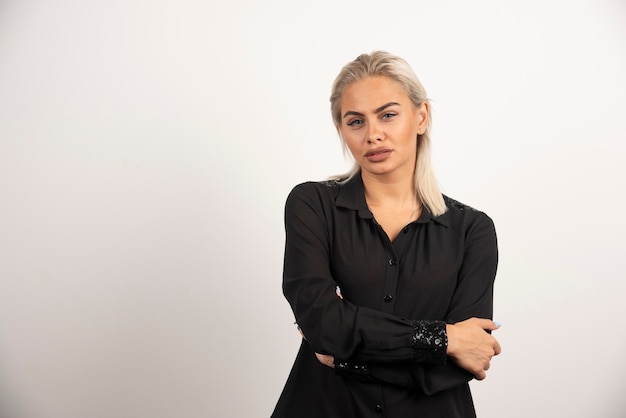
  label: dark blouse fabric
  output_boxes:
[271,175,498,418]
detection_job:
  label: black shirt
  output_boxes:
[271,175,498,418]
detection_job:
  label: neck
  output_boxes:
[361,170,418,209]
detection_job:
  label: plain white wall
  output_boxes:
[1,0,625,417]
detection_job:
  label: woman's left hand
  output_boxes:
[315,352,335,368]
[298,329,336,368]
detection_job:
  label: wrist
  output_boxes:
[445,323,456,357]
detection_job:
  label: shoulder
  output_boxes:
[443,195,481,214]
[285,180,342,210]
[287,180,341,201]
[441,195,496,233]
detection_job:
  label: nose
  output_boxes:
[367,121,384,143]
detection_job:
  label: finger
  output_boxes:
[466,317,495,330]
[474,369,486,380]
[493,340,502,356]
[480,319,501,332]
[315,353,335,368]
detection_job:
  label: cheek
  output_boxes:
[402,125,420,146]
[344,140,360,158]
[341,131,360,152]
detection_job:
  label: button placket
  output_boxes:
[381,250,399,312]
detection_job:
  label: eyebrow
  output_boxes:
[342,102,401,119]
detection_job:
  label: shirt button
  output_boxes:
[384,294,393,303]
[388,259,398,266]
[375,404,383,413]
[403,227,409,233]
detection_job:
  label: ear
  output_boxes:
[416,101,429,133]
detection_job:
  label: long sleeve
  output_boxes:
[445,214,498,323]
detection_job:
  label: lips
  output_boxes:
[365,148,392,162]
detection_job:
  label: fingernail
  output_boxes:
[494,321,502,327]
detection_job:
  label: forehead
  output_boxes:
[341,76,410,110]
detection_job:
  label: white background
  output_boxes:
[1,0,625,417]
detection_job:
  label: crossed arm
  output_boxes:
[299,288,502,381]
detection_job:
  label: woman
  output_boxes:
[271,51,501,418]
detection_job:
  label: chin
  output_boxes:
[364,166,394,176]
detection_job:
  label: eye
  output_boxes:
[347,119,363,127]
[381,113,397,120]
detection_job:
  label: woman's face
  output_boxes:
[339,76,428,179]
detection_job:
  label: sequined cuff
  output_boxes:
[411,320,448,364]
[335,360,369,375]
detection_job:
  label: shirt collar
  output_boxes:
[335,174,449,227]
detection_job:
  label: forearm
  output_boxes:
[334,355,473,395]
[291,288,449,364]
[331,320,472,394]
[348,319,447,364]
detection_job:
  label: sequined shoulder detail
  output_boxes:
[320,179,340,189]
[443,195,476,212]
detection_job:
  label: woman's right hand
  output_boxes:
[446,318,502,380]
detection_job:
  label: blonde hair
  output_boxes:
[329,51,447,216]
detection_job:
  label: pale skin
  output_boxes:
[300,75,501,380]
